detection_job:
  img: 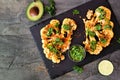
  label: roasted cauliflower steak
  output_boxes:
[40,18,77,63]
[83,6,114,55]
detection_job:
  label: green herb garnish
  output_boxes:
[95,7,106,20]
[104,24,112,29]
[62,24,70,30]
[86,29,96,37]
[56,30,60,34]
[47,28,53,36]
[45,0,56,16]
[87,30,96,37]
[86,28,89,36]
[117,38,120,44]
[95,8,104,13]
[90,40,97,51]
[100,38,107,44]
[53,38,64,45]
[95,24,102,31]
[72,9,80,15]
[73,65,83,73]
[99,10,106,20]
[55,23,59,27]
[47,44,58,53]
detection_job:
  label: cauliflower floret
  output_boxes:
[99,6,111,20]
[52,54,60,63]
[50,19,60,27]
[61,18,77,34]
[86,10,93,19]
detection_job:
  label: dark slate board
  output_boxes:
[30,0,120,79]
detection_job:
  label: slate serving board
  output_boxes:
[30,0,120,79]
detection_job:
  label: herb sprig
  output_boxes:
[90,40,97,51]
[117,38,120,44]
[47,28,53,36]
[95,8,106,20]
[100,38,107,44]
[73,65,83,73]
[72,9,80,15]
[95,24,102,31]
[86,29,96,37]
[62,24,70,30]
[45,0,56,16]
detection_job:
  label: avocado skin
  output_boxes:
[26,0,44,21]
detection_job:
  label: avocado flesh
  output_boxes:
[26,1,44,21]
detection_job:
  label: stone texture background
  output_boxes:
[0,0,120,80]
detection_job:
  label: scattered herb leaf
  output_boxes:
[53,38,64,45]
[47,28,53,36]
[100,38,107,44]
[90,40,97,51]
[45,0,56,16]
[95,8,103,13]
[95,24,102,31]
[99,11,106,20]
[72,9,80,15]
[47,44,58,53]
[117,38,120,44]
[87,30,96,37]
[56,30,60,34]
[62,24,70,30]
[73,65,83,73]
[86,28,89,36]
[55,23,59,27]
[104,24,112,29]
[95,7,106,20]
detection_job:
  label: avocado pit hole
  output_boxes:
[30,6,39,17]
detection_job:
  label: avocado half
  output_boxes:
[26,0,44,21]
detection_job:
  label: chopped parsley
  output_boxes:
[47,28,53,36]
[90,40,97,51]
[62,24,71,30]
[55,23,59,27]
[95,8,104,13]
[45,0,56,16]
[47,38,64,54]
[73,65,83,73]
[104,24,112,29]
[72,9,80,15]
[56,30,60,34]
[95,7,106,20]
[100,38,107,44]
[47,44,58,53]
[117,38,120,44]
[99,10,106,20]
[53,38,64,45]
[86,29,96,37]
[95,24,102,31]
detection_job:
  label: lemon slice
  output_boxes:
[98,60,114,76]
